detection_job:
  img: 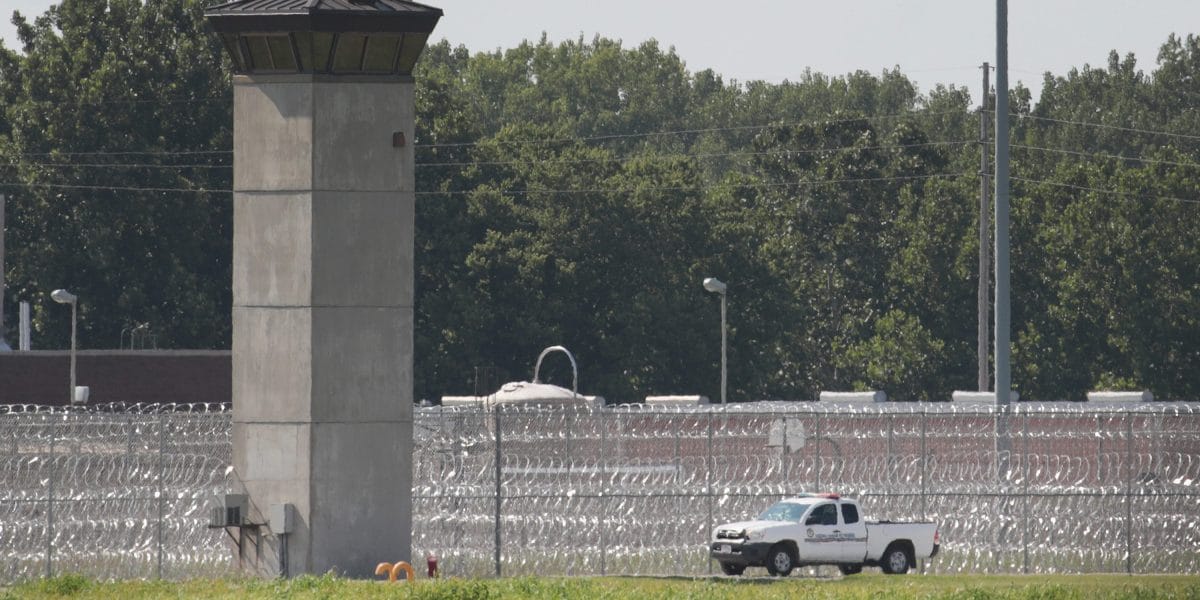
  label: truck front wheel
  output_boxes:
[765,544,795,577]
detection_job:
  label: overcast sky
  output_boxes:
[3,0,1198,106]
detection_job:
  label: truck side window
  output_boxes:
[805,503,838,526]
[841,503,859,525]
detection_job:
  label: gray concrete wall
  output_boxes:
[232,74,414,578]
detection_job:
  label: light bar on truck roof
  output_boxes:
[788,492,841,500]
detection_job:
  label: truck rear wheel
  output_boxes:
[765,544,795,577]
[881,545,911,575]
[719,562,745,576]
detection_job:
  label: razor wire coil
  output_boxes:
[2,401,1199,580]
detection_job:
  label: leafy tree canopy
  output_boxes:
[3,6,1198,403]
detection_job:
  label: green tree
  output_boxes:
[1,0,231,349]
[838,309,946,402]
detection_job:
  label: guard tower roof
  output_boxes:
[206,0,442,33]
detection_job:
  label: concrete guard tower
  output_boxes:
[205,0,441,577]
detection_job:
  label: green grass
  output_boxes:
[4,574,1199,600]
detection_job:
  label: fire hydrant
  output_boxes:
[426,553,439,578]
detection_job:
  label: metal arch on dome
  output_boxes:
[532,345,577,400]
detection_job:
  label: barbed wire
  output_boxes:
[3,403,1198,581]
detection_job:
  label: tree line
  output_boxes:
[2,0,1197,402]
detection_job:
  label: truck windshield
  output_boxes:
[757,501,814,522]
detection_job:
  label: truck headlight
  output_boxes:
[745,530,759,540]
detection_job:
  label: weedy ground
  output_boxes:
[4,573,1200,599]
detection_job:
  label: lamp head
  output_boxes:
[702,277,726,295]
[50,289,77,304]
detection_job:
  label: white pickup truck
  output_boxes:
[710,493,939,576]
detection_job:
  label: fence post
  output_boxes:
[1125,413,1133,575]
[1152,412,1162,489]
[706,410,714,576]
[782,415,790,490]
[1022,409,1030,574]
[157,413,166,579]
[46,414,55,579]
[564,410,572,474]
[493,407,502,578]
[673,412,681,486]
[599,409,607,576]
[918,406,928,575]
[815,411,823,492]
[919,406,927,521]
[886,414,894,496]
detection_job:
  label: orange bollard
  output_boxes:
[391,561,415,582]
[375,560,415,582]
[375,562,396,581]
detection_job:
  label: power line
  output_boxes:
[414,172,970,197]
[415,140,972,168]
[417,110,967,149]
[10,173,1193,204]
[20,95,230,108]
[9,150,232,158]
[1006,113,1200,142]
[0,172,969,196]
[32,104,1200,160]
[901,65,983,74]
[1007,67,1045,77]
[12,163,231,170]
[0,182,230,194]
[6,140,972,170]
[8,109,1200,159]
[1012,176,1200,206]
[18,137,1200,171]
[1012,144,1200,169]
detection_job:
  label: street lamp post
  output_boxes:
[703,277,727,405]
[50,289,78,404]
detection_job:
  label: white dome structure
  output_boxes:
[441,346,604,408]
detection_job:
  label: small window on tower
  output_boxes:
[362,35,401,73]
[332,33,367,72]
[267,35,297,71]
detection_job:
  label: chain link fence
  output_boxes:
[412,402,1200,577]
[0,403,234,582]
[3,401,1199,581]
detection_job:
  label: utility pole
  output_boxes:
[978,65,991,391]
[994,0,1013,484]
[0,193,8,351]
[994,1,1012,406]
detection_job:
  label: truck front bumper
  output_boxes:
[710,541,773,566]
